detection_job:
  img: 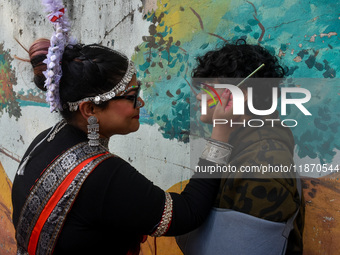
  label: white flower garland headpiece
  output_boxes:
[41,0,76,112]
[41,1,136,113]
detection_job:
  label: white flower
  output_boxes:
[48,62,56,68]
[47,70,54,77]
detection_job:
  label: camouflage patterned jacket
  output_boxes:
[215,112,304,254]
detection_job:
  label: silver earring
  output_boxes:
[87,116,100,146]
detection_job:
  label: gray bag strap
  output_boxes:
[282,176,302,238]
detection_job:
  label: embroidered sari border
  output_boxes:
[16,142,111,254]
[43,153,112,254]
[28,152,109,254]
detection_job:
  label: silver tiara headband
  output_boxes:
[67,58,137,112]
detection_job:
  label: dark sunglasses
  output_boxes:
[111,82,141,108]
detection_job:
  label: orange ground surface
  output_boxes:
[0,162,17,254]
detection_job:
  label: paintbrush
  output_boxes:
[236,63,265,87]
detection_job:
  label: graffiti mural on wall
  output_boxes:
[0,43,21,120]
[1,0,339,164]
[0,1,339,253]
[0,43,47,122]
[0,43,20,254]
[133,0,340,165]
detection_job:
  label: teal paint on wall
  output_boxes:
[133,0,340,165]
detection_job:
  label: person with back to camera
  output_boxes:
[11,1,234,254]
[176,40,304,255]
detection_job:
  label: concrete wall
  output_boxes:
[0,0,339,254]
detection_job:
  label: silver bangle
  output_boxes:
[200,138,233,165]
[151,192,173,237]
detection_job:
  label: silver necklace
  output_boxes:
[47,119,67,142]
